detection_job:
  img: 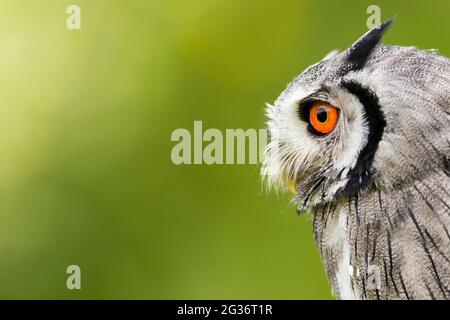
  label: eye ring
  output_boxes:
[308,101,338,135]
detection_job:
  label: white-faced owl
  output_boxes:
[262,20,450,299]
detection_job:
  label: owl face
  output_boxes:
[262,20,450,211]
[263,56,371,210]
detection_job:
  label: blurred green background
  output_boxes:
[0,0,447,299]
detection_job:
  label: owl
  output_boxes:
[262,19,450,300]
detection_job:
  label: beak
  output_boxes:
[283,176,297,194]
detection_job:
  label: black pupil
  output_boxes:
[316,107,328,123]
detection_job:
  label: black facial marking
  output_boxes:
[346,19,393,71]
[337,81,386,198]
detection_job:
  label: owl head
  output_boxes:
[262,19,450,212]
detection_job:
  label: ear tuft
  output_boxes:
[346,18,394,70]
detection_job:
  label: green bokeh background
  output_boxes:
[0,0,447,299]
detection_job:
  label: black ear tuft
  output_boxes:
[346,18,394,70]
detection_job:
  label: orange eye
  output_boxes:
[308,101,338,135]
